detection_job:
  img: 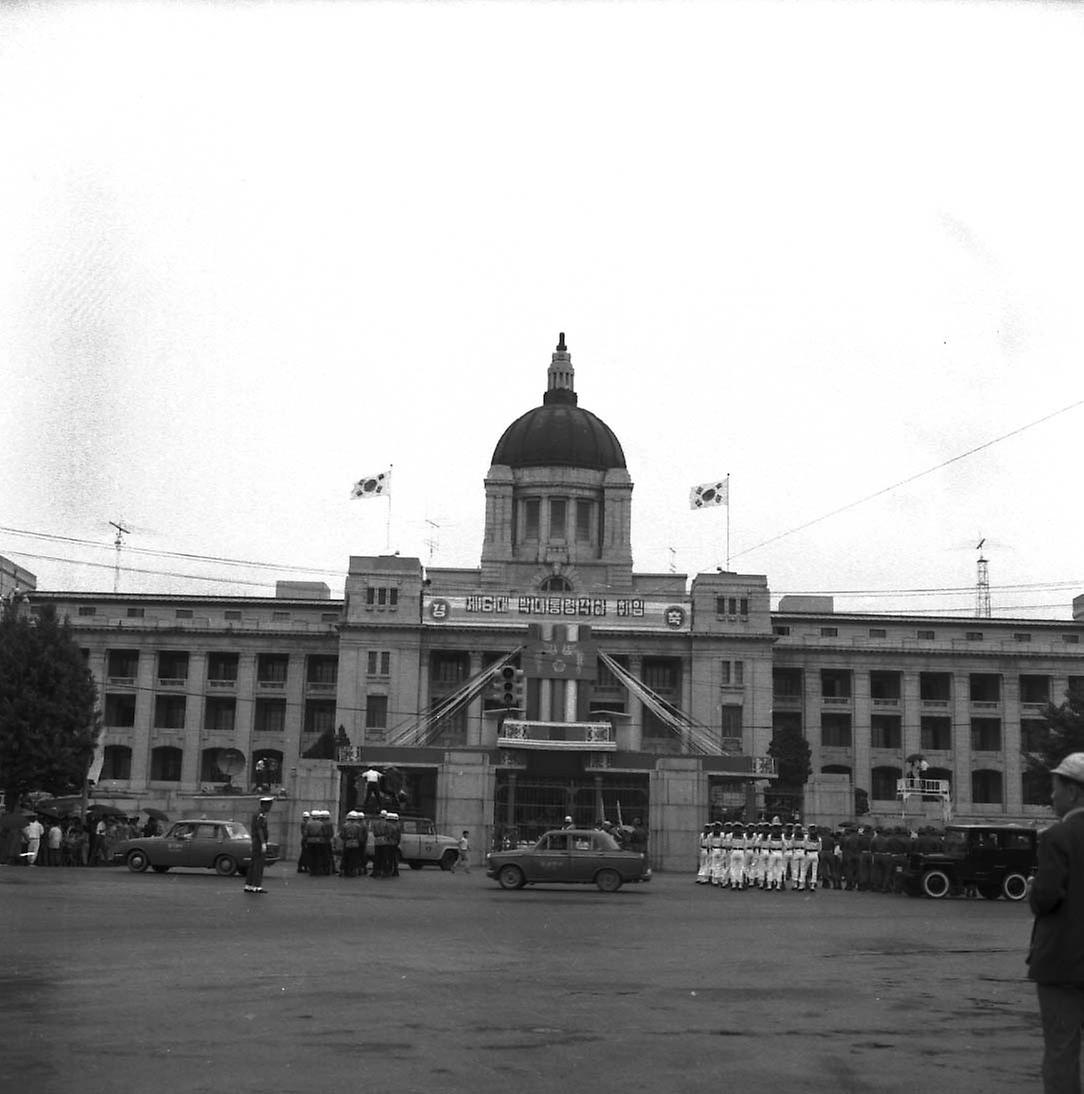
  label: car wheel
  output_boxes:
[921,869,951,899]
[126,849,150,873]
[152,865,170,873]
[409,861,424,871]
[439,851,458,872]
[214,855,238,877]
[595,868,623,893]
[978,883,1001,901]
[1002,872,1029,902]
[497,864,526,890]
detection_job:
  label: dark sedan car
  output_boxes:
[486,828,652,892]
[900,823,1036,900]
[111,820,279,877]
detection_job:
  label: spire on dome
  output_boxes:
[545,331,577,406]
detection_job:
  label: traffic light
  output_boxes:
[489,664,526,709]
[499,665,517,707]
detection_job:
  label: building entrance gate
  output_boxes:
[493,773,649,848]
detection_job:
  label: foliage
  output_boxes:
[768,722,812,788]
[0,602,100,808]
[854,787,870,816]
[1023,683,1084,775]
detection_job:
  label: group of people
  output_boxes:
[296,808,401,878]
[695,818,826,892]
[1,813,163,868]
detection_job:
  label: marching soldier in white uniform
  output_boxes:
[728,821,747,890]
[708,822,726,886]
[696,823,712,883]
[798,824,822,892]
[766,820,785,891]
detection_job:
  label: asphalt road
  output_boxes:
[1,862,1043,1094]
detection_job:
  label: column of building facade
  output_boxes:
[802,667,822,779]
[128,646,155,792]
[1002,672,1022,814]
[182,651,206,788]
[468,651,485,747]
[234,653,256,783]
[901,670,922,766]
[681,656,693,753]
[851,667,872,804]
[413,655,431,749]
[951,672,973,811]
[281,652,305,790]
[626,654,643,752]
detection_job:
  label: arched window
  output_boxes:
[871,765,902,801]
[972,769,1003,805]
[540,575,573,593]
[100,745,132,781]
[252,749,284,791]
[150,746,182,782]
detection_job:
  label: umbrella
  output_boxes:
[86,804,126,817]
[142,807,170,822]
[0,813,31,831]
[35,797,85,817]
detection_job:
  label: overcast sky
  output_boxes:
[2,0,1082,619]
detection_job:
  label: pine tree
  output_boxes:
[1023,683,1084,775]
[0,601,100,809]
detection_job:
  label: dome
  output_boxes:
[490,335,627,471]
[491,395,626,471]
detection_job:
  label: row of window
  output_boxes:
[76,605,340,623]
[782,711,1044,753]
[773,668,1080,704]
[96,650,342,685]
[97,745,289,785]
[774,623,1080,644]
[517,497,597,544]
[819,763,1050,807]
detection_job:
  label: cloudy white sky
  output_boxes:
[2,0,1082,618]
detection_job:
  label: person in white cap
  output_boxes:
[244,796,274,894]
[1028,751,1084,1092]
[562,816,574,830]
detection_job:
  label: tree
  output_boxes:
[768,722,812,790]
[0,601,100,809]
[1023,683,1084,776]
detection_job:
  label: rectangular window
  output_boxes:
[921,715,952,751]
[1013,633,1032,643]
[739,598,748,616]
[1064,634,1081,645]
[365,695,388,729]
[272,610,291,621]
[720,661,731,686]
[176,609,193,620]
[321,612,338,622]
[971,718,1002,752]
[107,649,139,679]
[871,715,902,750]
[966,631,984,642]
[524,499,540,539]
[224,610,241,621]
[820,627,838,638]
[728,598,737,615]
[257,653,289,684]
[1020,675,1050,704]
[153,695,187,729]
[869,671,901,702]
[254,698,287,734]
[642,659,678,692]
[820,669,851,698]
[821,713,852,748]
[367,651,391,676]
[150,747,182,782]
[773,625,790,637]
[720,705,742,737]
[207,652,239,683]
[389,588,398,607]
[773,668,802,698]
[101,746,132,781]
[104,693,137,727]
[550,498,567,539]
[734,661,744,685]
[1022,720,1048,753]
[576,500,593,542]
[920,673,951,702]
[366,587,375,606]
[307,656,339,684]
[77,605,96,617]
[204,697,236,733]
[869,628,887,639]
[716,597,727,616]
[917,629,935,640]
[969,673,1001,703]
[303,699,336,735]
[157,651,189,682]
[126,607,145,618]
[378,587,387,606]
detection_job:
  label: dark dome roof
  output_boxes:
[491,391,627,470]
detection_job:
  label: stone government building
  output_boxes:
[20,337,1084,870]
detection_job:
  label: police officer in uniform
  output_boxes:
[297,811,311,873]
[340,811,363,877]
[244,796,274,894]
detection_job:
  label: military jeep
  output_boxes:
[901,823,1037,901]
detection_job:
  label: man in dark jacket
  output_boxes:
[1028,752,1084,1093]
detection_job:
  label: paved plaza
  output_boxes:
[1,863,1043,1094]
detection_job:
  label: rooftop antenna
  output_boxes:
[668,547,677,574]
[975,538,991,618]
[109,519,131,593]
[424,518,441,566]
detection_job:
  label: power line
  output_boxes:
[730,397,1084,561]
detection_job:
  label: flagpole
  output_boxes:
[385,463,393,553]
[725,473,731,571]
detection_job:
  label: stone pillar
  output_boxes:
[183,652,207,788]
[852,668,871,807]
[468,652,484,747]
[952,673,973,812]
[1002,673,1021,815]
[128,648,155,792]
[901,670,921,763]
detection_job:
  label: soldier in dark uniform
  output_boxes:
[856,825,873,891]
[870,827,891,893]
[244,796,274,894]
[386,813,401,877]
[370,811,389,877]
[886,826,910,894]
[304,811,329,876]
[841,826,860,890]
[339,811,363,877]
